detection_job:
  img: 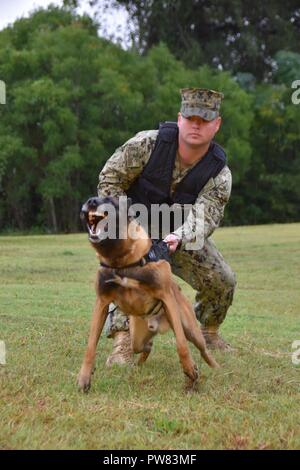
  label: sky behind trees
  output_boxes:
[0,0,62,29]
[0,0,128,40]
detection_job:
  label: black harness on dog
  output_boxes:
[99,240,171,270]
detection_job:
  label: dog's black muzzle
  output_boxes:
[80,196,109,244]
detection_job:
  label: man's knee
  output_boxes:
[220,264,236,291]
[195,258,236,294]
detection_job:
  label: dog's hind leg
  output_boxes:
[160,290,199,390]
[172,284,220,369]
[77,298,109,392]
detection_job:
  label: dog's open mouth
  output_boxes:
[83,210,108,242]
[88,211,104,234]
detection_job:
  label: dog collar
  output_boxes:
[100,257,147,270]
[99,241,171,270]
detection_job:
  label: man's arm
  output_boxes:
[171,166,232,247]
[97,130,158,197]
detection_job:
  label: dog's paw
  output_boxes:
[184,364,199,392]
[184,363,199,381]
[77,373,91,393]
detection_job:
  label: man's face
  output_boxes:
[177,113,222,148]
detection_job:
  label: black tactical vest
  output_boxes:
[127,122,227,211]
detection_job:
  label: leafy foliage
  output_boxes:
[0,5,299,231]
[98,0,300,81]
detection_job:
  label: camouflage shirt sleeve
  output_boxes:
[97,130,158,197]
[172,165,232,247]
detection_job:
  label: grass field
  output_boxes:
[0,223,299,450]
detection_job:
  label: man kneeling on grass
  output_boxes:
[97,87,237,365]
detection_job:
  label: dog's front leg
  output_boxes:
[161,291,199,390]
[77,298,109,392]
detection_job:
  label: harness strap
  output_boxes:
[99,241,170,270]
[100,257,147,270]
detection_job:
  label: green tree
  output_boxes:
[96,0,300,81]
[229,83,300,225]
[0,7,104,231]
[2,5,298,232]
[273,50,300,85]
[0,7,132,231]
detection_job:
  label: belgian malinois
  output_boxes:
[77,196,219,392]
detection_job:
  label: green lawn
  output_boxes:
[0,223,299,450]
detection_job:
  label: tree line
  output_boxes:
[0,5,299,232]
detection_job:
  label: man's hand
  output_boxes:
[163,234,181,253]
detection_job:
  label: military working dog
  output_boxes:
[77,196,219,392]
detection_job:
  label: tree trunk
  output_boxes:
[48,197,58,233]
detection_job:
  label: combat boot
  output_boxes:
[106,331,134,366]
[201,325,234,352]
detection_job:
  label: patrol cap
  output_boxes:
[180,88,224,121]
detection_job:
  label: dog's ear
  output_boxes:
[80,201,90,223]
[127,197,133,207]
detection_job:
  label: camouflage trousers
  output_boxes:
[104,237,236,337]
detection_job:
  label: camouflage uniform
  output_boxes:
[98,120,236,337]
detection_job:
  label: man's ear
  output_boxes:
[215,116,222,132]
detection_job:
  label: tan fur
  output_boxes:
[77,206,219,393]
